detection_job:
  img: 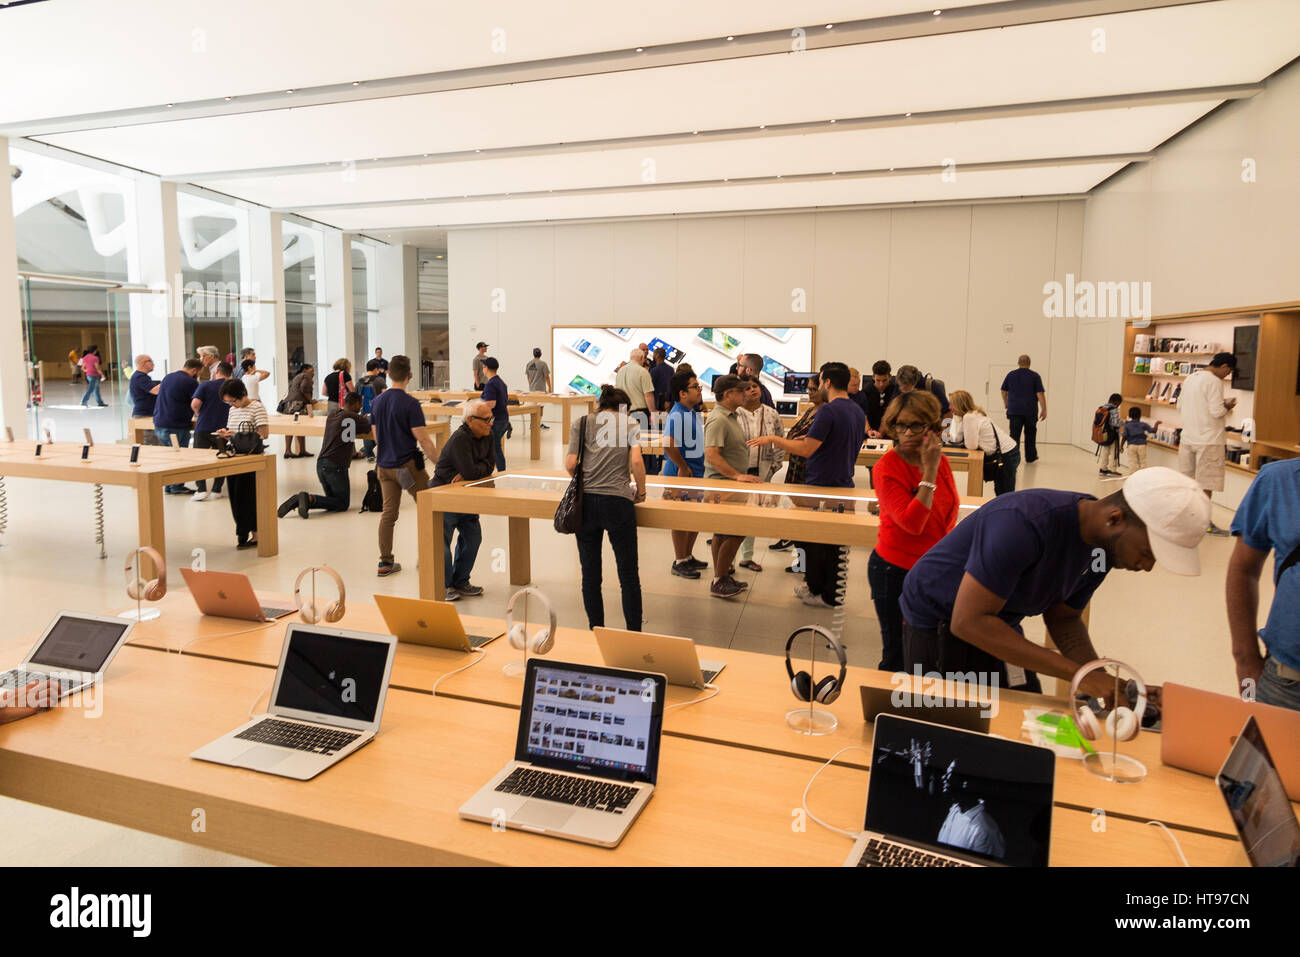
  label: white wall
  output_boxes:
[449,199,1084,443]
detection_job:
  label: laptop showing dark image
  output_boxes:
[1216,716,1300,867]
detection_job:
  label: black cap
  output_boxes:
[476,341,489,349]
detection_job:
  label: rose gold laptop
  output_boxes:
[181,568,297,623]
[1161,683,1300,801]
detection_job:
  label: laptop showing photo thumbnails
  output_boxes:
[190,624,396,781]
[593,627,726,688]
[459,659,666,848]
[1216,716,1300,867]
[0,612,133,699]
[843,714,1055,868]
[181,568,296,622]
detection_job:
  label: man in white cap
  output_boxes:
[900,467,1209,703]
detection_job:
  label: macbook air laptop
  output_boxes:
[181,568,297,622]
[843,714,1055,867]
[593,627,725,688]
[373,594,503,650]
[1162,683,1300,801]
[859,685,991,734]
[190,624,397,781]
[459,659,666,848]
[1215,716,1300,867]
[0,612,133,699]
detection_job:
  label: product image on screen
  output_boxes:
[1217,717,1300,867]
[526,664,656,775]
[564,338,604,365]
[699,368,727,392]
[29,616,130,673]
[646,337,685,364]
[761,355,793,385]
[760,328,794,343]
[607,328,634,341]
[696,328,741,359]
[783,372,814,396]
[865,717,1054,866]
[273,630,388,723]
[568,374,601,396]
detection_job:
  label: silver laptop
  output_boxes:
[459,659,666,848]
[180,567,296,622]
[1216,716,1300,867]
[843,714,1055,867]
[0,612,134,699]
[190,624,396,781]
[593,627,726,689]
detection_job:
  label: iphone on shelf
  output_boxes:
[607,328,634,341]
[699,367,727,393]
[568,374,601,397]
[760,355,793,385]
[564,337,605,365]
[759,328,794,343]
[695,328,741,360]
[646,337,685,364]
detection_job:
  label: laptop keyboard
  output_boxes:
[468,633,501,648]
[260,606,295,620]
[495,767,638,814]
[0,670,78,696]
[700,668,720,683]
[855,838,974,868]
[235,718,361,755]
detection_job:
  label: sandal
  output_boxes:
[739,560,763,572]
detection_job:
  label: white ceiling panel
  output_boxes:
[36,0,1300,177]
[0,0,989,125]
[195,99,1217,209]
[303,163,1126,231]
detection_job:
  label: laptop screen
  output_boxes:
[519,660,664,785]
[273,629,390,723]
[1217,717,1300,867]
[865,715,1055,867]
[29,615,130,673]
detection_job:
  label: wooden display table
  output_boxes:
[131,414,450,451]
[420,403,543,461]
[857,445,986,496]
[0,441,277,574]
[413,390,596,435]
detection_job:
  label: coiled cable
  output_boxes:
[0,474,7,544]
[93,483,106,559]
[830,544,849,643]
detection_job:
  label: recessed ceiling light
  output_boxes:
[166,103,174,108]
[475,149,481,153]
[423,153,429,158]
[889,167,895,171]
[832,171,837,175]
[352,81,360,86]
[223,96,232,101]
[777,174,782,178]
[933,9,942,15]
[759,125,766,130]
[829,119,836,123]
[692,130,699,135]
[285,89,295,94]
[905,112,912,117]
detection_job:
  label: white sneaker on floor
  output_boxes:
[209,489,224,499]
[794,583,811,599]
[191,491,210,502]
[801,593,835,608]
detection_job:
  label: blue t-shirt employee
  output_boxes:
[899,467,1209,703]
[1229,459,1300,710]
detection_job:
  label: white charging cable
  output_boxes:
[665,683,720,711]
[431,649,486,696]
[802,745,872,840]
[247,678,275,719]
[176,621,277,655]
[1146,820,1190,866]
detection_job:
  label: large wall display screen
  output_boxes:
[550,326,815,400]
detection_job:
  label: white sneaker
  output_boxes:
[191,491,210,502]
[209,489,225,499]
[794,583,811,599]
[801,592,835,608]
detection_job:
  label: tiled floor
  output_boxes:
[0,414,1265,865]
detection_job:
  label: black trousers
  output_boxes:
[226,472,258,544]
[800,542,848,605]
[192,431,225,492]
[575,493,642,631]
[1007,414,1038,463]
[902,621,1042,693]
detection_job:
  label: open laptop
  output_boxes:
[459,659,666,848]
[859,685,991,734]
[190,624,397,781]
[181,568,296,622]
[0,612,133,699]
[593,627,725,688]
[843,714,1055,867]
[373,594,503,650]
[1215,716,1300,867]
[1162,683,1300,800]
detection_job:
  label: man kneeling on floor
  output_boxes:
[430,398,497,600]
[279,391,372,519]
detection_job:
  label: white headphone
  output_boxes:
[505,587,556,655]
[124,546,167,602]
[1070,658,1148,743]
[293,565,347,624]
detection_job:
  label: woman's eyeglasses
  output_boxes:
[894,421,930,435]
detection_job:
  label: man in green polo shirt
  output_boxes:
[704,374,761,599]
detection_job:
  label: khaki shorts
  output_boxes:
[1178,442,1225,492]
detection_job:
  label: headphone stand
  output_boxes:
[1080,666,1147,783]
[118,552,161,622]
[786,632,837,736]
[503,591,529,679]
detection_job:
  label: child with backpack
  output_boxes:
[1122,407,1160,472]
[1092,393,1123,476]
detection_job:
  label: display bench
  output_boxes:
[0,622,1246,866]
[116,591,1271,847]
[129,414,451,450]
[0,441,278,574]
[857,445,985,496]
[419,402,543,461]
[412,390,596,436]
[415,470,987,602]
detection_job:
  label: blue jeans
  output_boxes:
[443,512,483,589]
[81,376,104,405]
[1258,656,1300,712]
[362,437,376,459]
[308,458,351,512]
[575,493,641,630]
[155,428,192,491]
[491,418,509,471]
[868,549,908,672]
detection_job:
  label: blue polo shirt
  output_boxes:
[481,376,509,425]
[662,401,705,477]
[154,370,198,430]
[1001,368,1045,417]
[371,388,426,469]
[192,378,229,434]
[804,397,865,488]
[129,370,157,417]
[901,490,1106,631]
[1230,460,1300,671]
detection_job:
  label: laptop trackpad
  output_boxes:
[514,800,576,830]
[236,746,294,771]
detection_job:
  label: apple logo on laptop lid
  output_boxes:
[217,590,227,600]
[417,619,428,629]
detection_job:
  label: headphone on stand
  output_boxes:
[124,547,167,601]
[506,587,557,655]
[784,625,848,704]
[293,565,347,624]
[1070,658,1147,742]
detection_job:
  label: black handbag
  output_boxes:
[554,415,588,534]
[217,420,266,457]
[981,417,1005,482]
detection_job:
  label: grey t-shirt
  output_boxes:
[703,405,750,478]
[473,354,486,385]
[568,411,641,500]
[525,358,550,392]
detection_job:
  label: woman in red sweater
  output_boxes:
[869,391,959,671]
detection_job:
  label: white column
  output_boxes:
[0,137,29,436]
[317,229,354,377]
[244,208,287,404]
[127,177,186,374]
[376,242,418,358]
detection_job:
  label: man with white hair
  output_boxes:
[429,398,497,600]
[197,345,220,379]
[615,347,655,420]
